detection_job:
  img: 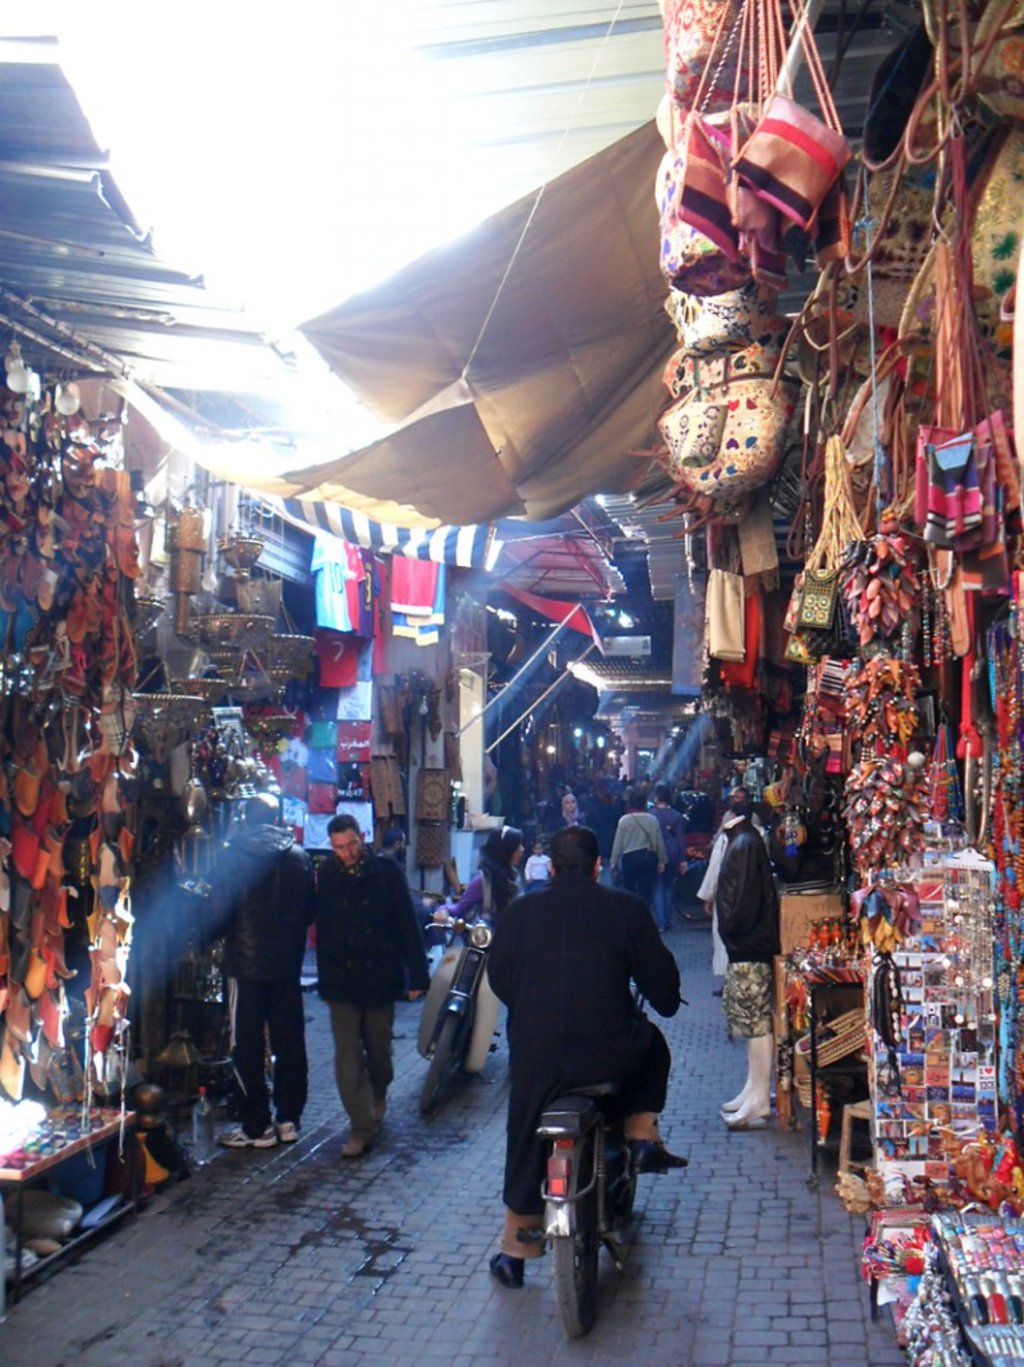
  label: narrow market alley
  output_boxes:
[1,921,904,1367]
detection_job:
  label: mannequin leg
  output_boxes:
[720,1078,752,1114]
[723,1034,773,1128]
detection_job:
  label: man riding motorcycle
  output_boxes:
[487,825,687,1288]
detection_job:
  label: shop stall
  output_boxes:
[654,0,1024,1359]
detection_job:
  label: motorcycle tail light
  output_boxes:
[547,1147,573,1197]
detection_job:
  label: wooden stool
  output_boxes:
[838,1099,873,1174]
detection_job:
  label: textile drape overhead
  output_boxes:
[276,497,498,569]
[294,121,675,525]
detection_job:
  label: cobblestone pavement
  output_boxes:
[1,920,905,1367]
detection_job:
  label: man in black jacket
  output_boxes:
[486,825,685,1289]
[216,793,316,1149]
[715,793,781,1131]
[316,814,430,1158]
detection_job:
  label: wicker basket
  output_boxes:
[795,1073,814,1111]
[795,1008,866,1070]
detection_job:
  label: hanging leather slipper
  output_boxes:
[23,945,47,999]
[13,743,45,818]
[0,1029,26,1102]
[5,983,32,1043]
[37,988,64,1050]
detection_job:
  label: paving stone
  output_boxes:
[0,929,914,1367]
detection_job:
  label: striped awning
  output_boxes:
[277,496,501,570]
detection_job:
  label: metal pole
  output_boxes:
[776,0,827,96]
[485,643,597,754]
[456,604,585,736]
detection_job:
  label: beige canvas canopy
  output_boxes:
[294,120,675,525]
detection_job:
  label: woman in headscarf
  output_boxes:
[446,825,524,923]
[560,791,582,828]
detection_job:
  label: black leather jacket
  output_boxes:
[716,817,781,964]
[218,826,316,981]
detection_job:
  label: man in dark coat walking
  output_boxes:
[316,813,430,1158]
[486,825,685,1288]
[215,793,316,1149]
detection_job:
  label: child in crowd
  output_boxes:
[523,837,553,892]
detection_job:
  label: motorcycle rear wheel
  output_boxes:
[420,1013,460,1116]
[552,1148,599,1337]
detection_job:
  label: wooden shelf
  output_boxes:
[0,1113,135,1183]
[1,1112,138,1303]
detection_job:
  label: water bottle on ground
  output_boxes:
[192,1086,216,1165]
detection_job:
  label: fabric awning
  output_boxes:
[505,586,603,648]
[276,496,499,570]
[293,121,674,525]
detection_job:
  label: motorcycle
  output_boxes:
[537,1083,639,1338]
[416,914,501,1115]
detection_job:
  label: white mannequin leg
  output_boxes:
[720,1079,752,1114]
[723,1034,773,1128]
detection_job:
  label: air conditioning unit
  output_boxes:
[601,635,651,657]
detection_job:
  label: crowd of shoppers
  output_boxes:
[213,776,723,1162]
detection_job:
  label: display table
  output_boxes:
[1,1112,138,1302]
[930,1210,1024,1365]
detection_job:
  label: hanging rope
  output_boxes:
[461,0,627,379]
[805,433,864,577]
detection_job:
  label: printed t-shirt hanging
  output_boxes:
[311,533,366,632]
[315,631,363,688]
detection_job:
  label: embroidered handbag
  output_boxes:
[787,435,863,658]
[670,281,788,358]
[974,0,1024,120]
[663,0,744,114]
[659,349,798,502]
[797,568,840,630]
[657,118,749,297]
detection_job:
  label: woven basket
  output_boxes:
[795,1008,865,1070]
[795,1073,814,1110]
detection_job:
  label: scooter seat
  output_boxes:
[537,1084,620,1137]
[565,1082,620,1100]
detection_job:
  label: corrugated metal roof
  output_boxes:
[400,0,904,227]
[402,2,666,218]
[0,35,300,402]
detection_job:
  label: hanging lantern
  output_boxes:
[166,504,207,636]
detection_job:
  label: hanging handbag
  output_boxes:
[797,568,840,630]
[657,3,756,297]
[658,345,798,502]
[670,280,786,357]
[706,568,746,661]
[657,116,749,297]
[732,0,852,233]
[663,0,744,115]
[787,435,864,659]
[735,96,851,232]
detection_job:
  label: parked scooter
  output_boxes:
[537,1083,639,1338]
[416,914,500,1115]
